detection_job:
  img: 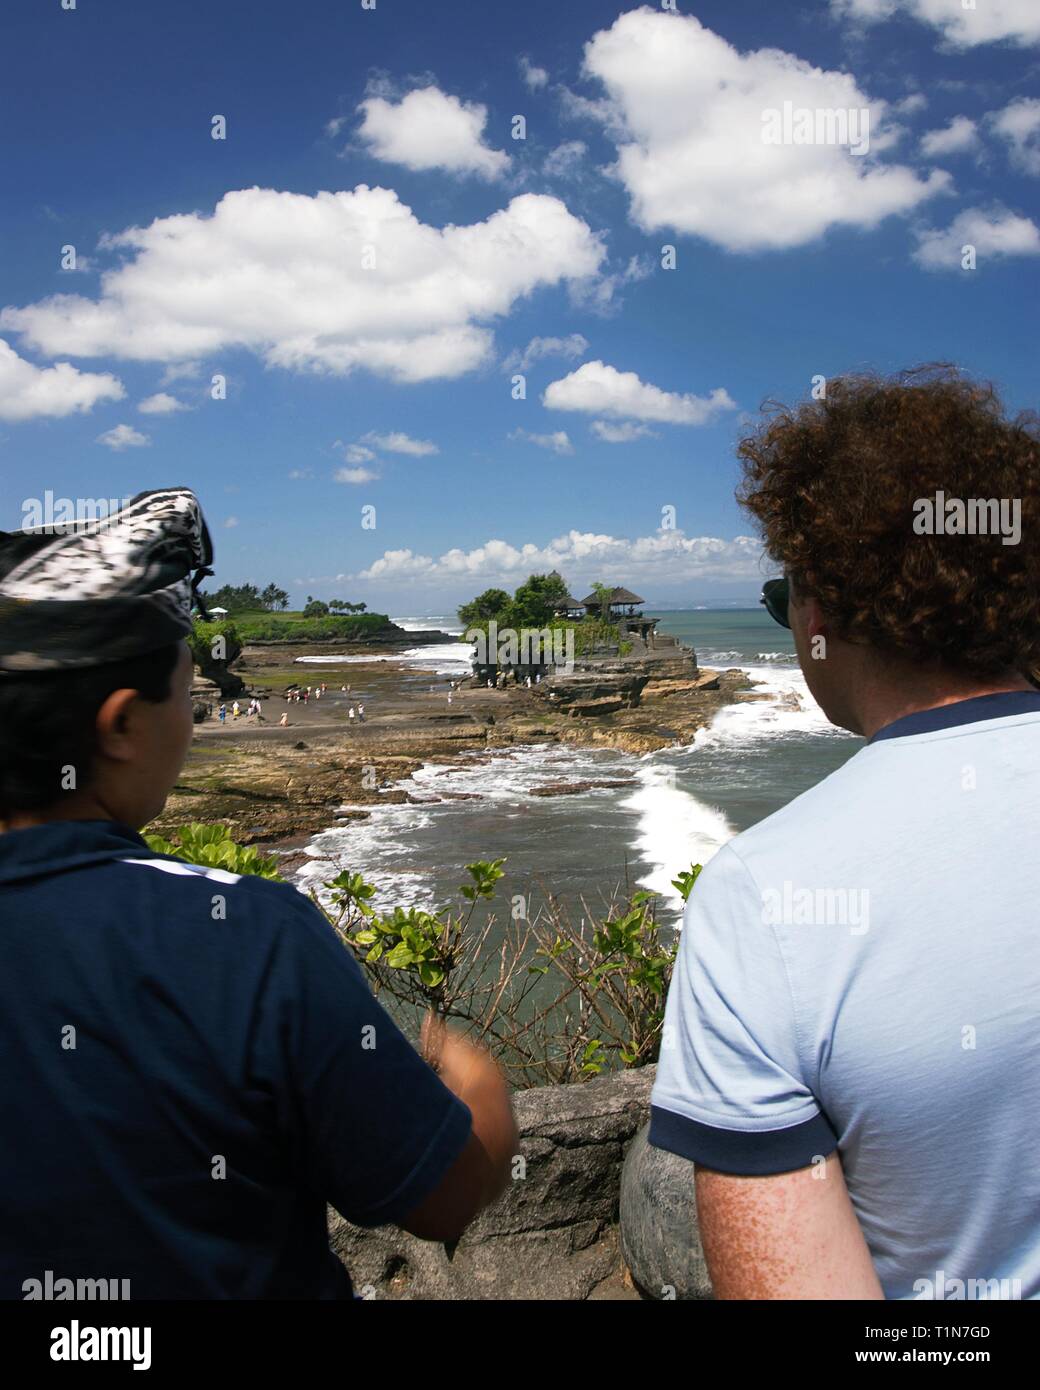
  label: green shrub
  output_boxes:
[143,824,283,880]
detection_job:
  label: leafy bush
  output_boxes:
[234,612,392,643]
[144,820,705,1084]
[143,824,283,880]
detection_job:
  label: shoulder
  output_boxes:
[112,851,338,946]
[722,743,880,881]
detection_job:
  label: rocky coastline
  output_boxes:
[152,637,759,853]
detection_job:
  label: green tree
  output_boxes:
[261,583,289,610]
[458,588,511,628]
[507,573,570,628]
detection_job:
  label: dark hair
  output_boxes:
[737,365,1040,677]
[0,643,181,814]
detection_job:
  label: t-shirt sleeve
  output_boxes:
[253,884,473,1228]
[649,843,837,1175]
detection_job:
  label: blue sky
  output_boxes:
[1,0,1037,613]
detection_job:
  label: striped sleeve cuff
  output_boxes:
[648,1103,838,1176]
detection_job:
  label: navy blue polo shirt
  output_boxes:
[0,820,472,1299]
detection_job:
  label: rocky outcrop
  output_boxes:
[542,673,650,713]
[193,643,246,698]
[328,1067,657,1300]
[620,1123,711,1300]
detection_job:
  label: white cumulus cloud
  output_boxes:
[502,333,589,373]
[519,56,549,90]
[508,428,575,456]
[335,466,378,484]
[912,206,1040,269]
[590,420,657,444]
[138,391,189,414]
[919,116,980,157]
[578,7,949,253]
[0,186,605,384]
[544,140,588,178]
[0,337,123,422]
[96,422,149,450]
[353,528,765,587]
[990,98,1040,175]
[830,0,1040,48]
[361,430,439,457]
[357,87,509,179]
[544,361,736,426]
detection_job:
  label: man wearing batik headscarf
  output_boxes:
[0,489,515,1300]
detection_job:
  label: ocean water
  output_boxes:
[294,611,863,922]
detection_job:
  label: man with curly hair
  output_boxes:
[650,367,1040,1300]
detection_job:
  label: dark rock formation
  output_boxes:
[542,673,650,714]
[619,1122,712,1300]
[328,1066,656,1300]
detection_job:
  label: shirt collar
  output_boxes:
[869,690,1040,744]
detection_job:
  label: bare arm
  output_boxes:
[695,1152,884,1299]
[400,1021,518,1243]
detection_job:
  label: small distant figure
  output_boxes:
[315,688,321,700]
[348,706,356,723]
[279,711,289,728]
[321,683,327,694]
[486,678,493,688]
[357,704,365,722]
[340,685,346,692]
[232,700,241,720]
[303,690,309,705]
[525,675,532,688]
[218,703,226,725]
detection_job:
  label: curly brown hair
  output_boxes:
[737,366,1040,676]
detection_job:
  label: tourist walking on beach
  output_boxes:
[279,711,288,728]
[650,369,1040,1301]
[0,486,516,1300]
[357,703,365,722]
[348,705,355,724]
[232,700,240,720]
[218,703,226,725]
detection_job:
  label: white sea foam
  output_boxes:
[296,641,470,675]
[691,662,838,750]
[623,660,844,909]
[392,616,466,636]
[621,765,734,907]
[291,743,634,907]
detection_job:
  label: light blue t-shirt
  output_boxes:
[650,690,1040,1300]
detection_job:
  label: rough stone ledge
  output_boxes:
[328,1066,655,1300]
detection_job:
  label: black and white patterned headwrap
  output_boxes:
[0,488,213,671]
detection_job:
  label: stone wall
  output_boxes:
[329,1066,658,1301]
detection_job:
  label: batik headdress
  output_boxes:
[0,488,214,671]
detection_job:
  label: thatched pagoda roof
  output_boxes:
[580,587,645,607]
